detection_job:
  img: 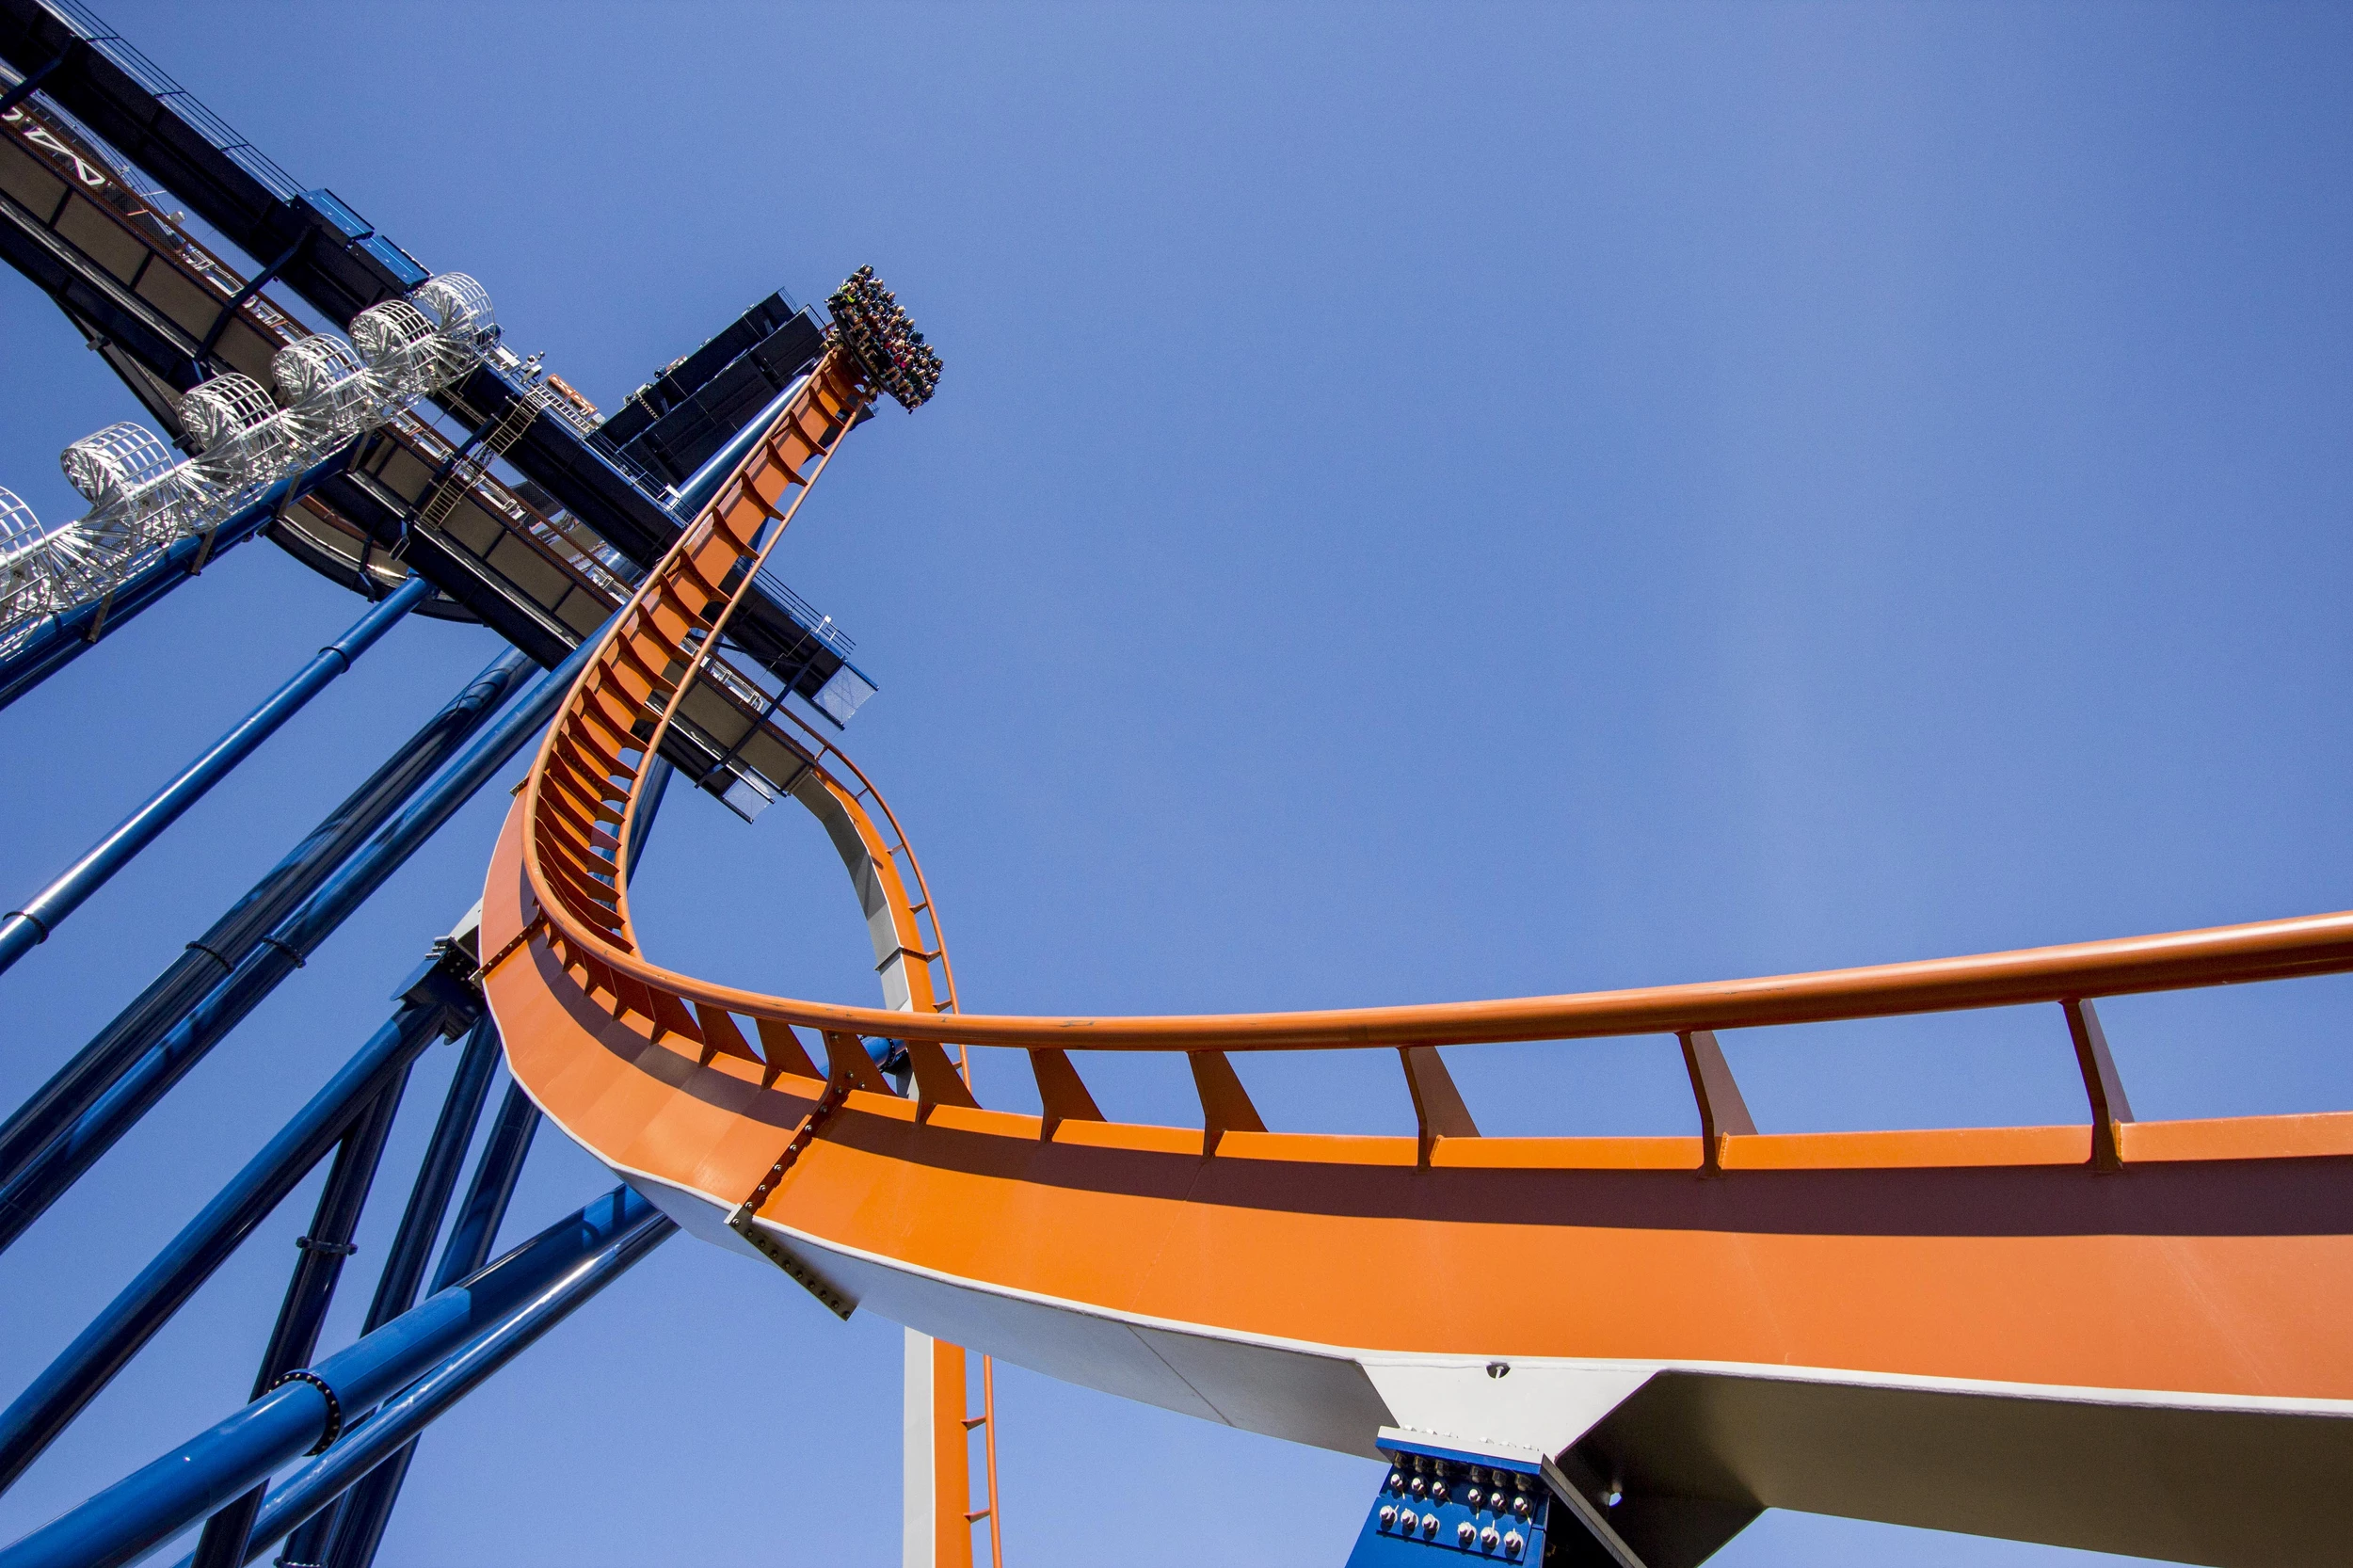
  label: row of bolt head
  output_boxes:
[1386,1470,1531,1514]
[1376,1506,1524,1558]
[1389,1456,1533,1488]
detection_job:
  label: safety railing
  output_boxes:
[507,370,2353,1159]
[754,568,856,658]
[2,93,306,340]
[37,0,306,200]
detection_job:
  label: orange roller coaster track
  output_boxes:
[483,340,2353,1568]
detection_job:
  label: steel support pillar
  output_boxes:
[1347,1430,1654,1568]
[222,1194,675,1568]
[0,648,530,1203]
[0,576,431,977]
[904,1332,977,1568]
[0,463,347,714]
[429,1083,538,1297]
[0,54,64,118]
[362,1017,504,1331]
[0,944,479,1492]
[1348,1434,1559,1568]
[0,1188,673,1568]
[0,632,599,1255]
[188,1069,411,1568]
[624,755,674,868]
[318,760,671,1568]
[302,1078,538,1568]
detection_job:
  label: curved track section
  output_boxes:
[483,355,2353,1567]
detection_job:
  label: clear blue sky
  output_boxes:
[2,3,2349,1564]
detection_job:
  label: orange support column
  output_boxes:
[903,1328,975,1568]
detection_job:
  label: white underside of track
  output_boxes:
[495,1033,2353,1567]
[588,1151,2353,1445]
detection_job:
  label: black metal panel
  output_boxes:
[605,310,827,488]
[597,292,798,445]
[0,195,203,392]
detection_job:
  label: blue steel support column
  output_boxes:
[234,1205,677,1568]
[0,648,532,1201]
[0,632,600,1255]
[0,56,65,119]
[0,576,432,978]
[269,1020,502,1568]
[312,1082,538,1568]
[426,1084,538,1296]
[318,765,666,1568]
[188,1067,413,1568]
[0,1188,673,1568]
[0,464,349,714]
[362,1019,504,1331]
[0,949,479,1494]
[625,755,674,868]
[1345,1432,1563,1568]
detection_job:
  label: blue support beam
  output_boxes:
[0,632,600,1255]
[0,575,431,977]
[307,1080,538,1568]
[0,948,479,1493]
[361,1017,503,1332]
[253,1080,410,1392]
[318,763,669,1568]
[1347,1432,1560,1568]
[0,648,531,1204]
[238,1198,674,1568]
[426,1083,538,1298]
[0,52,60,116]
[188,1067,411,1568]
[0,461,349,714]
[0,1187,673,1568]
[624,755,674,869]
[268,1018,502,1568]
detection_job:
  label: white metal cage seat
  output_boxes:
[272,333,366,404]
[181,372,297,495]
[351,297,444,401]
[60,422,176,507]
[61,421,215,568]
[177,373,277,453]
[273,334,377,458]
[0,484,106,649]
[409,273,499,385]
[411,273,495,347]
[0,486,42,561]
[0,486,58,630]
